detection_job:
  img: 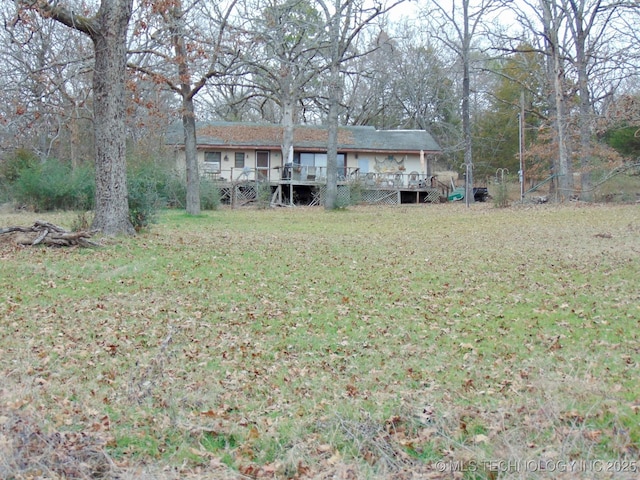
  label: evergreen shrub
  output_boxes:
[13,159,94,211]
[127,163,163,231]
[200,178,221,210]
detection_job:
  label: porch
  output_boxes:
[203,167,451,207]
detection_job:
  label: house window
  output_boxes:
[204,151,221,173]
[299,152,346,178]
[235,152,245,169]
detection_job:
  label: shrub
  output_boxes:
[0,148,39,183]
[492,180,510,208]
[12,159,94,211]
[5,149,221,228]
[200,178,221,210]
[349,181,364,205]
[127,164,163,232]
[159,173,187,208]
[255,181,273,209]
[127,160,224,228]
[0,184,8,204]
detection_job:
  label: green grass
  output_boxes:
[1,203,639,479]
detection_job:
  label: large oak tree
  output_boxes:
[16,0,135,235]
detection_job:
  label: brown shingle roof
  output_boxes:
[197,124,354,146]
[167,121,440,153]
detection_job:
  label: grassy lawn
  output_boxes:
[1,203,639,479]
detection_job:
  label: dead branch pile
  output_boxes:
[0,406,114,479]
[0,220,99,248]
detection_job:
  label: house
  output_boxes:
[166,121,446,205]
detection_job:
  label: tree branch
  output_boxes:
[17,0,99,38]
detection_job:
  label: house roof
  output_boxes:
[166,121,441,154]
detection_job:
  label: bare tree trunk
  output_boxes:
[317,0,405,209]
[281,97,295,166]
[324,1,341,210]
[462,0,474,207]
[91,1,135,235]
[552,46,573,199]
[129,0,239,215]
[17,0,135,234]
[170,1,201,216]
[568,0,600,201]
[576,45,592,201]
[182,96,201,215]
[68,102,80,170]
[325,64,340,210]
[541,0,573,201]
[427,0,497,206]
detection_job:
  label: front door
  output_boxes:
[256,151,270,180]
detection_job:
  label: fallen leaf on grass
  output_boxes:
[327,450,342,465]
[583,429,602,441]
[190,447,216,458]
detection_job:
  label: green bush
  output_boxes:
[4,150,219,227]
[160,173,187,208]
[127,164,164,231]
[200,178,221,210]
[136,167,221,211]
[0,149,39,183]
[0,184,8,204]
[349,182,364,205]
[13,159,94,211]
[492,180,510,208]
[255,181,273,209]
[126,161,224,229]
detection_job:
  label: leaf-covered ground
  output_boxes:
[1,203,639,479]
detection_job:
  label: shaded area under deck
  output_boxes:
[211,179,448,207]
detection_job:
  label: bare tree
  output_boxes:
[502,0,637,200]
[129,0,238,215]
[13,0,135,235]
[423,0,502,206]
[563,0,633,200]
[542,0,575,197]
[316,0,405,210]
[235,0,329,170]
[1,3,94,164]
[226,0,403,209]
[345,24,460,135]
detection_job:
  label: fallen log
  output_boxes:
[0,221,99,248]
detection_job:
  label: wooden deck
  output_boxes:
[206,176,448,207]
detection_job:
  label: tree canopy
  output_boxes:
[1,0,639,206]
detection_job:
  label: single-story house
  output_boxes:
[166,121,450,205]
[166,121,441,183]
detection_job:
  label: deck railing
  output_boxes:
[201,165,446,192]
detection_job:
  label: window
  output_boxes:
[235,152,245,169]
[299,152,346,178]
[204,151,221,173]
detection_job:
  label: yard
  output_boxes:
[1,203,639,479]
